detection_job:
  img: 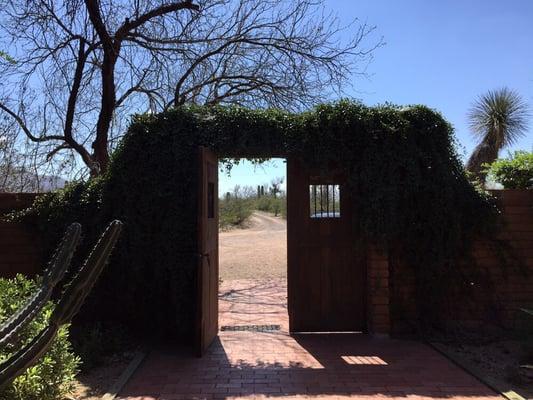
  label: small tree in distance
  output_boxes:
[269,177,284,198]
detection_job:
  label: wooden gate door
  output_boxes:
[287,158,366,333]
[196,146,219,356]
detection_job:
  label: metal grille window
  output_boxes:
[309,184,340,218]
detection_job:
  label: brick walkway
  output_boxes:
[118,279,501,400]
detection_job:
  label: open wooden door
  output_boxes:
[287,158,366,333]
[196,146,219,356]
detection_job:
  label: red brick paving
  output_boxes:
[118,279,501,400]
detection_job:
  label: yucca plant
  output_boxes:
[466,88,530,183]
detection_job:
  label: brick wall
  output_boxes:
[0,193,43,279]
[388,189,533,334]
[473,190,533,328]
[0,222,43,278]
[367,245,391,335]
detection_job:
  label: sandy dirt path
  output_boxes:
[219,211,286,280]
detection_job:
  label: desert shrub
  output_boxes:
[219,190,286,228]
[486,151,533,189]
[255,195,286,217]
[0,275,80,400]
[219,188,254,228]
[219,198,252,228]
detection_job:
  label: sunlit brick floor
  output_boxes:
[118,279,501,400]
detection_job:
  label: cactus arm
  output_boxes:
[51,220,122,324]
[0,325,58,390]
[41,223,82,287]
[0,223,81,348]
[0,220,122,390]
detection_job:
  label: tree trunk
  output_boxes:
[92,50,118,175]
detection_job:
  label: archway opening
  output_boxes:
[218,158,289,333]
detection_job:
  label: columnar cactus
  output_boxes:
[0,223,81,348]
[0,220,122,389]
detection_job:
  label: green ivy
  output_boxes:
[10,100,501,338]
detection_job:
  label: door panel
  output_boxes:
[287,158,366,333]
[196,147,219,356]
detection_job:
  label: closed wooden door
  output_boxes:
[287,158,366,332]
[196,146,219,356]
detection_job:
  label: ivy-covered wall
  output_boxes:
[391,190,533,333]
[12,101,500,340]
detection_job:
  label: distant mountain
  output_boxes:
[0,170,67,193]
[38,175,67,191]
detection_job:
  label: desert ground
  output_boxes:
[219,211,286,280]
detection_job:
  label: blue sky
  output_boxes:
[219,0,533,195]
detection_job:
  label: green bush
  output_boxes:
[219,189,254,229]
[255,195,286,218]
[486,151,533,189]
[0,275,80,400]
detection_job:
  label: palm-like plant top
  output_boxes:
[469,88,529,148]
[466,88,530,182]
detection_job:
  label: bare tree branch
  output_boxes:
[115,1,200,39]
[0,103,64,143]
[0,0,381,177]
